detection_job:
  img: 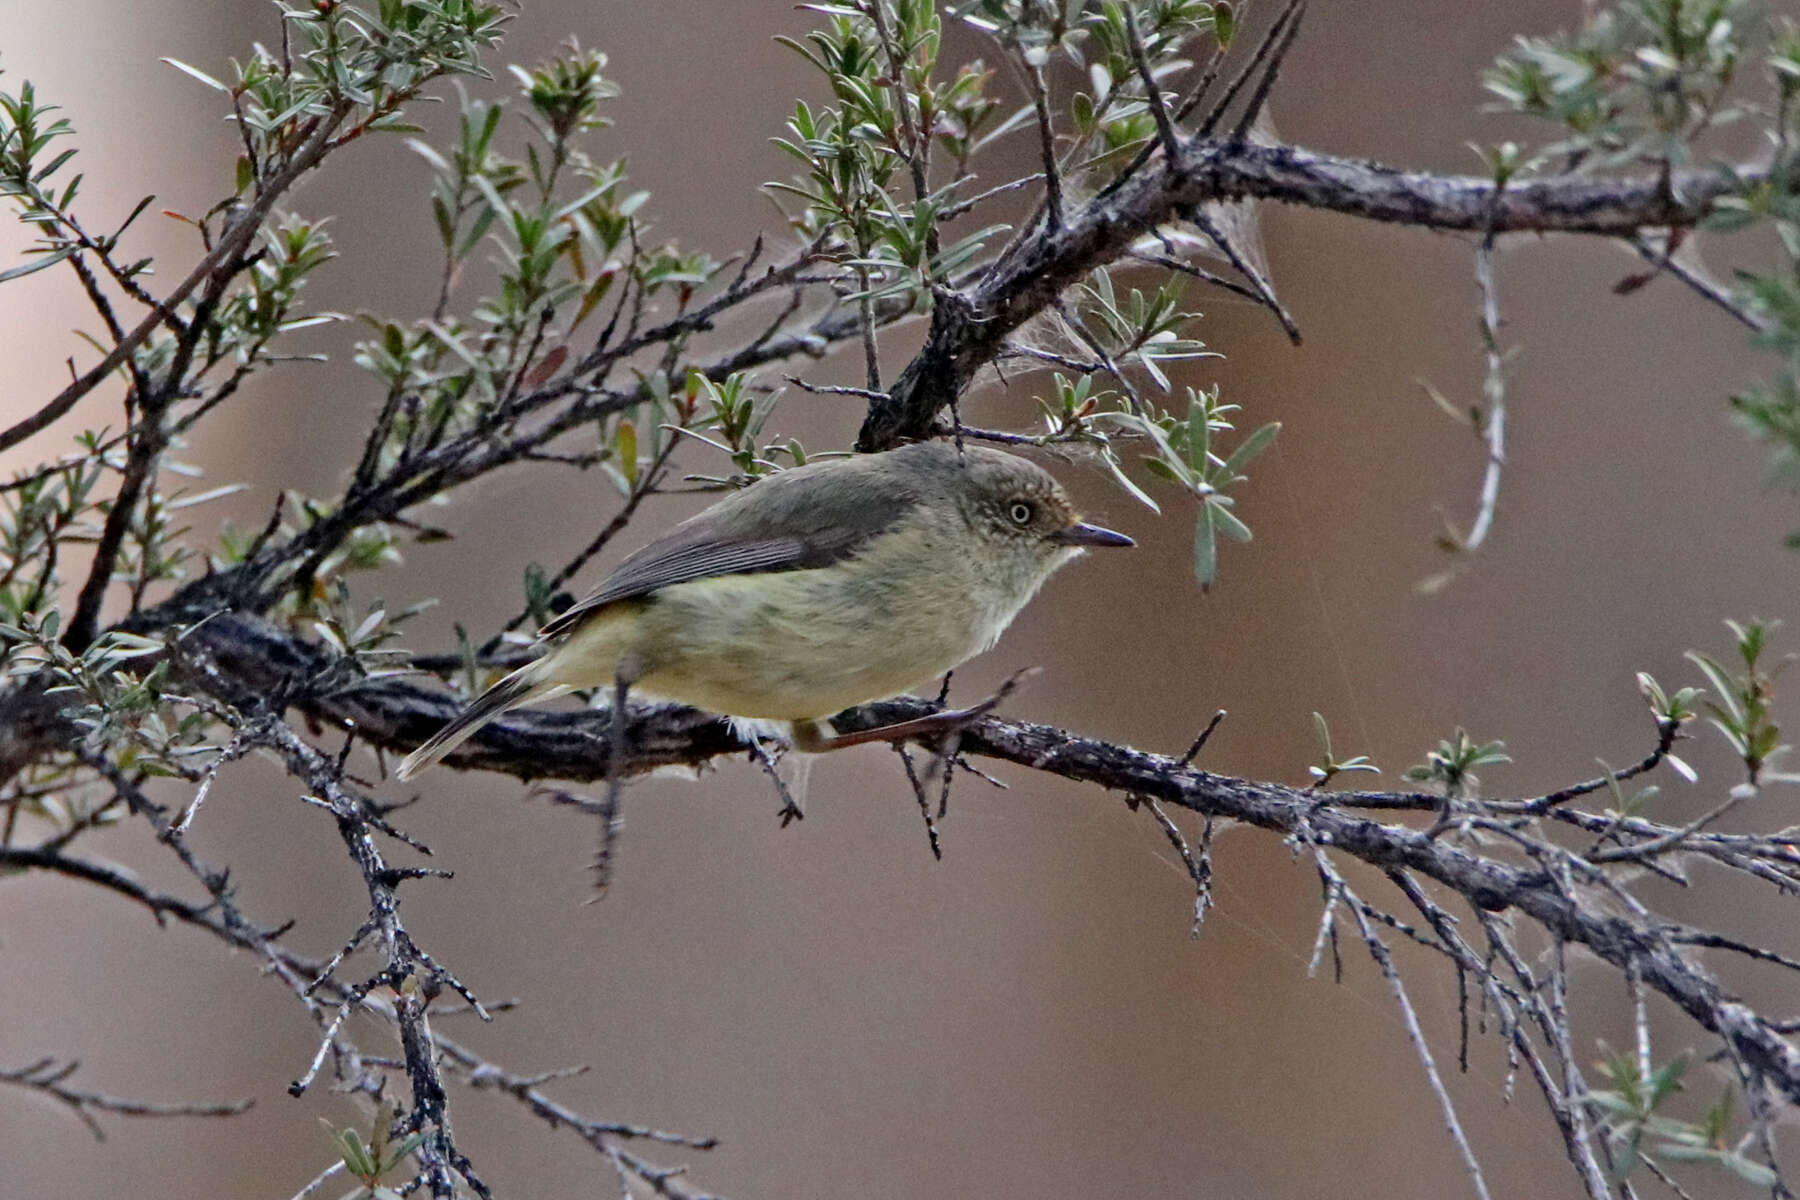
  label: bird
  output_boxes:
[395,439,1132,781]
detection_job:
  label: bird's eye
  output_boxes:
[1008,500,1035,526]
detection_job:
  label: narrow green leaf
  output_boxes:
[160,57,231,91]
[1101,448,1160,512]
[31,147,78,183]
[1224,421,1281,475]
[1193,502,1218,588]
[1210,498,1253,542]
[1685,650,1744,723]
[0,246,75,284]
[1186,398,1211,468]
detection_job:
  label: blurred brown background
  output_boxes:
[3,2,1796,1197]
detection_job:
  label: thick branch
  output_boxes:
[27,609,1790,1111]
[858,139,1755,448]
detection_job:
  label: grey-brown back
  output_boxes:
[540,441,1063,638]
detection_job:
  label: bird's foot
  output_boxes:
[816,667,1040,752]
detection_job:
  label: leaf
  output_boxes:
[1209,498,1253,542]
[1685,650,1744,724]
[615,420,638,488]
[31,147,78,184]
[332,1126,377,1178]
[1214,2,1236,49]
[1719,1153,1781,1187]
[352,609,388,645]
[382,1128,432,1168]
[1100,447,1160,512]
[0,246,75,284]
[1193,502,1218,589]
[160,57,231,92]
[1186,398,1211,469]
[406,138,452,173]
[523,344,569,389]
[168,483,248,510]
[1223,422,1281,476]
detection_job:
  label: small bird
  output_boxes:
[395,440,1132,780]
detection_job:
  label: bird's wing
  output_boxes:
[539,459,922,639]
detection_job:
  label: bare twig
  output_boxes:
[1196,0,1306,139]
[1464,233,1507,556]
[1124,8,1183,164]
[1184,207,1301,343]
[1226,0,1307,144]
[1304,844,1493,1200]
[1179,709,1229,765]
[0,1057,251,1141]
[1137,796,1213,934]
[1628,232,1771,334]
[1025,56,1064,231]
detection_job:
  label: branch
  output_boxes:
[0,1058,251,1141]
[857,137,1761,448]
[23,608,1787,1121]
[0,105,349,456]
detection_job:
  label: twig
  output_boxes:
[1514,718,1678,815]
[1138,796,1213,935]
[449,1044,717,1152]
[749,740,803,828]
[1226,0,1307,144]
[994,343,1105,374]
[868,0,939,268]
[1308,847,1493,1200]
[896,744,944,859]
[288,1159,347,1200]
[1025,55,1064,231]
[1124,7,1183,164]
[935,173,1044,223]
[0,1057,251,1141]
[1463,232,1507,555]
[0,107,348,457]
[1184,207,1301,343]
[1054,298,1142,412]
[1128,248,1266,305]
[1196,0,1306,138]
[169,721,260,835]
[1628,232,1770,334]
[783,375,892,403]
[1588,789,1747,864]
[1179,709,1228,765]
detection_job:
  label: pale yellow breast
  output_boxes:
[539,512,1068,721]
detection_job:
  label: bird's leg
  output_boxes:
[796,668,1038,753]
[749,738,810,827]
[590,667,633,895]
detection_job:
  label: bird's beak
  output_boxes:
[1053,521,1134,548]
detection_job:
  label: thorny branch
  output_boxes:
[853,128,1770,450]
[8,2,1800,1197]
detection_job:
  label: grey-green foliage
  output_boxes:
[1685,617,1791,784]
[1488,1,1800,537]
[325,1110,433,1200]
[1404,728,1513,800]
[0,0,508,632]
[770,1,1277,585]
[1587,1047,1779,1189]
[1307,712,1379,788]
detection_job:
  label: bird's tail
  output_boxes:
[396,661,566,780]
